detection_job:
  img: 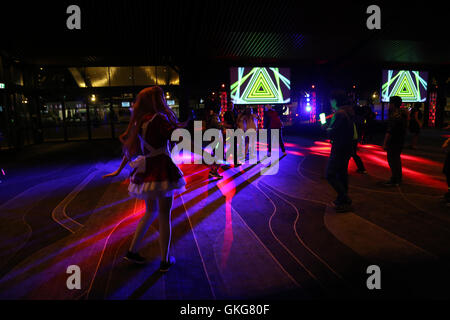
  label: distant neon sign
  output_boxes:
[381,70,428,103]
[230,67,291,105]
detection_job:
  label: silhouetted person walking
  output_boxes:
[352,105,367,174]
[408,103,423,149]
[326,92,355,212]
[383,96,407,186]
[223,102,240,166]
[265,105,286,155]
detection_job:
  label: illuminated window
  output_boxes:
[168,67,180,85]
[85,67,109,87]
[134,66,157,86]
[68,66,179,88]
[109,66,133,86]
[156,66,168,86]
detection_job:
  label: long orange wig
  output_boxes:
[120,86,178,158]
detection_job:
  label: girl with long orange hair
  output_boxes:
[103,86,187,271]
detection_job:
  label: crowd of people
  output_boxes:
[101,85,449,270]
[324,91,449,212]
[102,87,287,268]
[203,102,286,179]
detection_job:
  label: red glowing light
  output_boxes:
[358,144,383,150]
[287,151,304,157]
[314,141,331,146]
[428,92,437,127]
[284,142,301,148]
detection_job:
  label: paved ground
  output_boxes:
[0,131,449,300]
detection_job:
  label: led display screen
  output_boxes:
[381,70,428,103]
[230,67,291,105]
[121,101,130,107]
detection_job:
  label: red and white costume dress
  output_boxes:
[128,113,186,199]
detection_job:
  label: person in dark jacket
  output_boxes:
[223,102,240,166]
[352,105,367,174]
[264,105,286,155]
[383,96,407,186]
[205,106,224,179]
[325,91,355,212]
[408,103,423,149]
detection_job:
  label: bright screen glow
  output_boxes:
[230,67,290,105]
[121,102,130,107]
[381,70,428,103]
[319,113,326,125]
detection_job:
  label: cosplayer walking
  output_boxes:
[103,86,187,271]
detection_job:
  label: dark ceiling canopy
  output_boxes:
[1,0,449,68]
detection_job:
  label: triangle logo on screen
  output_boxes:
[242,68,280,102]
[391,71,418,100]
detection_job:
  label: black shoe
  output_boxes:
[124,251,146,264]
[160,256,176,272]
[383,180,399,187]
[335,203,353,213]
[209,171,223,179]
[356,169,368,174]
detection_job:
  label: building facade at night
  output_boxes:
[0,60,182,148]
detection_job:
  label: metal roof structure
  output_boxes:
[1,1,448,68]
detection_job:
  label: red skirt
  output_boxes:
[128,154,186,199]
